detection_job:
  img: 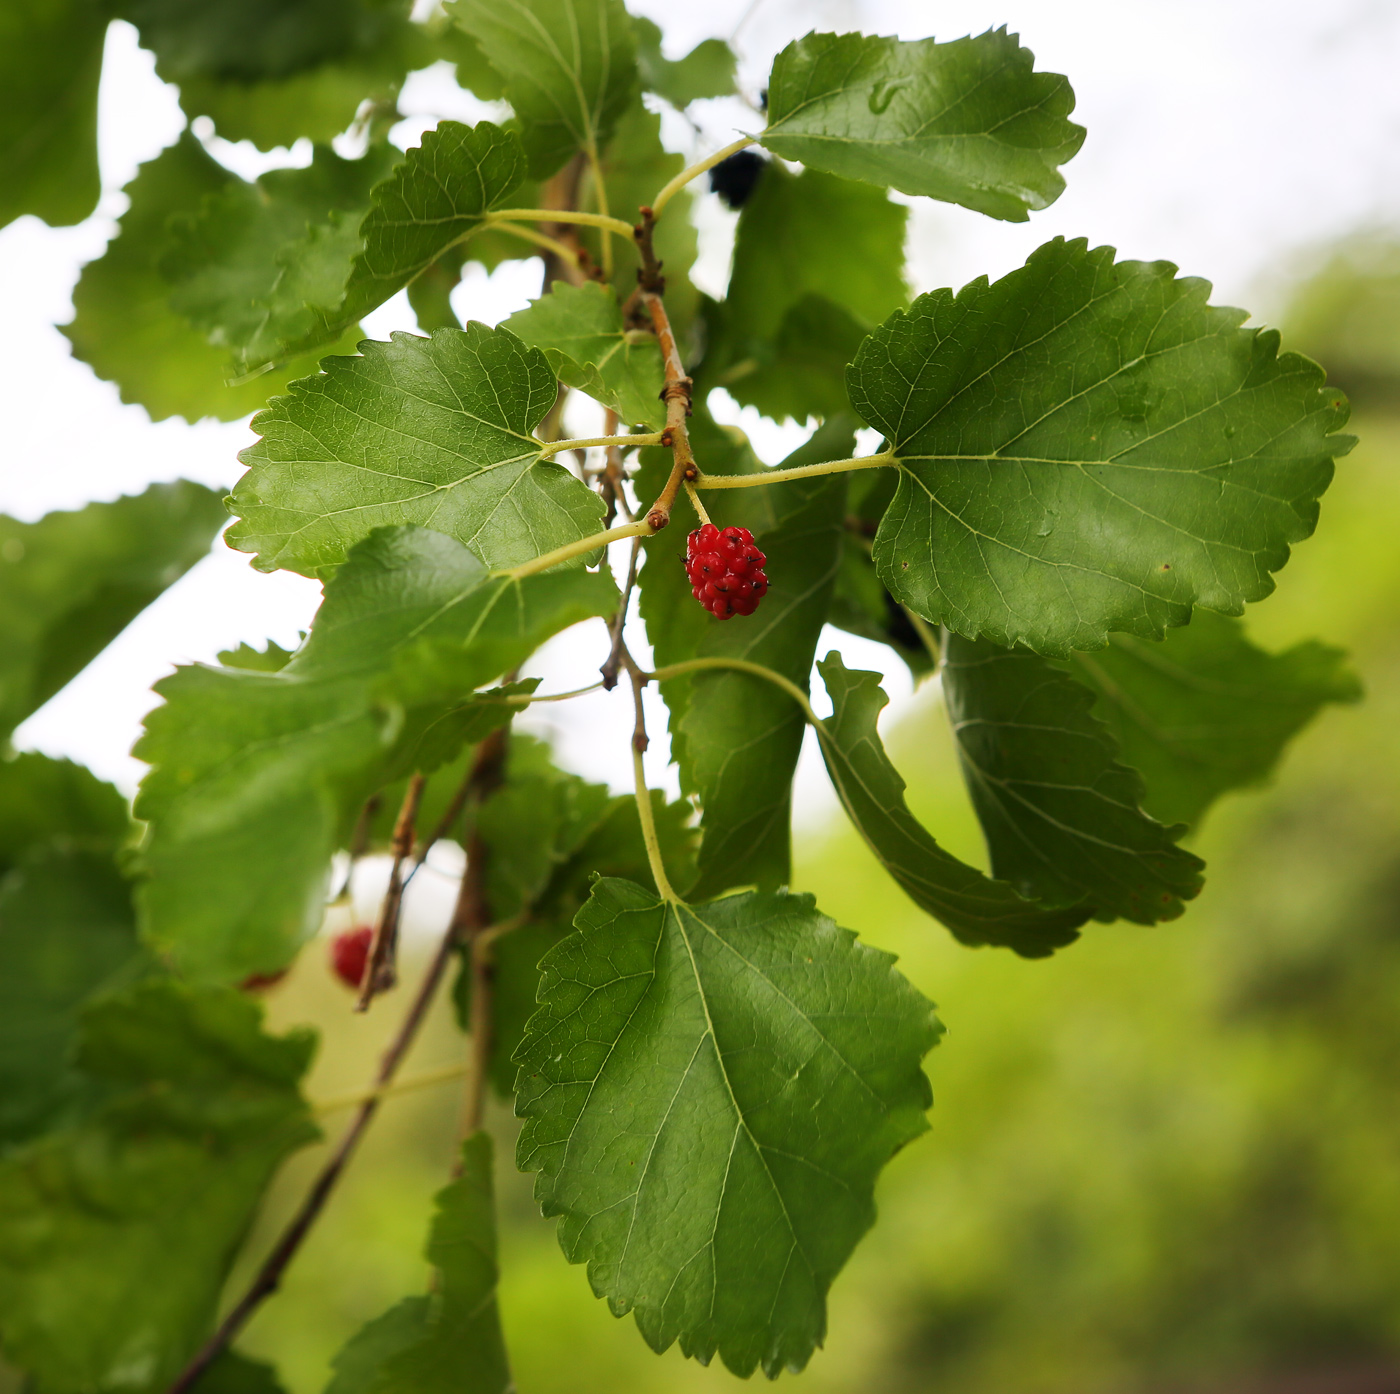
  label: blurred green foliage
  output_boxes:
[1284,237,1400,409]
[207,409,1400,1394]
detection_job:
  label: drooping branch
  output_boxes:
[356,773,426,1011]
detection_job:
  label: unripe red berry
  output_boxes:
[685,524,768,620]
[330,925,374,990]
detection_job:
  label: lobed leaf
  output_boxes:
[63,135,358,421]
[941,632,1204,922]
[325,1134,511,1394]
[815,654,1088,955]
[849,238,1355,656]
[0,980,316,1394]
[0,483,228,737]
[633,16,736,107]
[449,0,638,179]
[229,324,603,579]
[0,0,105,230]
[760,28,1084,220]
[136,525,616,982]
[515,878,940,1377]
[504,280,665,427]
[1066,611,1361,829]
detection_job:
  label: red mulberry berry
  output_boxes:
[329,925,374,990]
[685,524,768,620]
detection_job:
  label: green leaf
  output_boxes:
[941,632,1205,923]
[849,238,1355,656]
[825,470,934,677]
[182,122,524,375]
[504,280,665,427]
[703,164,907,422]
[0,980,316,1394]
[229,324,603,579]
[448,0,637,179]
[200,1351,289,1394]
[0,847,146,1149]
[515,878,940,1377]
[1066,611,1361,829]
[453,737,695,1093]
[0,482,228,737]
[0,0,105,229]
[579,103,699,337]
[325,1134,511,1394]
[639,418,854,898]
[760,28,1084,221]
[62,135,358,422]
[136,524,615,982]
[173,42,419,151]
[814,654,1087,956]
[112,0,411,83]
[633,16,735,107]
[0,753,130,874]
[162,144,399,378]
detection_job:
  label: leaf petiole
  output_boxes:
[484,207,637,239]
[537,432,665,457]
[628,667,679,902]
[652,135,758,216]
[501,518,654,580]
[694,451,894,489]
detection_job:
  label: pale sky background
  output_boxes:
[3,0,1398,845]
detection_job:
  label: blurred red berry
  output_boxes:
[330,925,374,990]
[685,523,767,619]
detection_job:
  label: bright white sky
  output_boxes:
[4,0,1398,814]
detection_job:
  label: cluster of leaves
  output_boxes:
[0,1,1361,1390]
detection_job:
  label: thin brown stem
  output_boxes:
[637,281,695,533]
[356,774,426,1011]
[600,534,642,690]
[330,793,381,903]
[164,915,461,1394]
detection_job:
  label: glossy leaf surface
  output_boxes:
[816,654,1088,955]
[760,29,1084,220]
[0,483,227,737]
[1067,612,1361,828]
[850,238,1354,655]
[516,878,940,1376]
[941,632,1204,921]
[136,525,615,982]
[230,325,603,578]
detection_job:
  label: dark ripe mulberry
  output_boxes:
[685,523,768,619]
[708,150,766,209]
